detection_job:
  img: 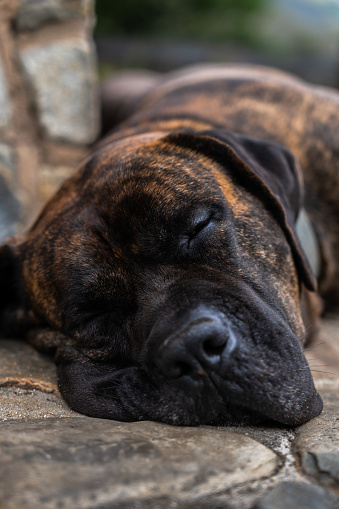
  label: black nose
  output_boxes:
[152,313,236,381]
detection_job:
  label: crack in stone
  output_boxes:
[214,430,306,509]
[265,431,303,482]
[304,451,338,486]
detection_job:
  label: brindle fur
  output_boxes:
[1,64,338,426]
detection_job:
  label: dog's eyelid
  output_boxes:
[185,209,222,250]
[191,213,213,234]
[190,206,223,232]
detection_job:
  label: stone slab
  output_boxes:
[294,383,339,487]
[0,57,11,130]
[0,417,278,508]
[294,316,339,487]
[253,481,339,509]
[16,0,94,31]
[0,339,58,392]
[20,39,99,145]
[0,387,78,420]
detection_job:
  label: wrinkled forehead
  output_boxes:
[85,132,233,210]
[29,131,240,242]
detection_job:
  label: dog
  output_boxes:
[1,64,339,426]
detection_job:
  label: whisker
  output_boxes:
[310,370,336,375]
[303,342,324,352]
[307,364,331,367]
[298,324,314,342]
[300,365,332,370]
[300,367,336,375]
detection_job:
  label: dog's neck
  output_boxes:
[296,209,320,279]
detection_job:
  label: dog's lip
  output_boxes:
[204,354,324,427]
[226,386,323,426]
[207,386,323,427]
[264,390,323,427]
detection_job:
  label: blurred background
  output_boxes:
[95,0,339,87]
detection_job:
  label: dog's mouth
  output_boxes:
[144,374,273,427]
[139,304,324,427]
[138,362,323,428]
[57,298,323,427]
[57,327,323,427]
[85,357,322,428]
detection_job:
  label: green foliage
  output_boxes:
[95,0,267,45]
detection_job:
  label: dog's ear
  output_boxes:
[0,236,34,335]
[164,129,316,292]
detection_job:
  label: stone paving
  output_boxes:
[0,318,339,509]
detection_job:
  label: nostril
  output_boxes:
[203,336,227,358]
[150,313,236,382]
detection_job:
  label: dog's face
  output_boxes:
[0,129,322,426]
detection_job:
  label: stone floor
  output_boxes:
[0,318,339,509]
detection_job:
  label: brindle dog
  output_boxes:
[1,64,339,426]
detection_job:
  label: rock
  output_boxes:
[0,142,16,185]
[0,387,78,420]
[0,339,58,392]
[0,174,19,240]
[294,384,339,486]
[15,0,94,31]
[0,417,278,508]
[253,481,339,509]
[0,58,11,130]
[294,317,339,487]
[20,39,99,145]
[0,143,20,239]
[0,339,78,420]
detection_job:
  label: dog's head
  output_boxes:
[0,128,322,426]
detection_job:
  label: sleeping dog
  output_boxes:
[2,64,339,426]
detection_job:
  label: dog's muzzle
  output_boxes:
[144,303,323,426]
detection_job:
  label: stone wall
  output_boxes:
[0,0,99,240]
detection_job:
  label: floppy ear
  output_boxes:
[164,129,316,292]
[0,236,35,336]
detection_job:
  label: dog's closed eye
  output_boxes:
[187,209,221,249]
